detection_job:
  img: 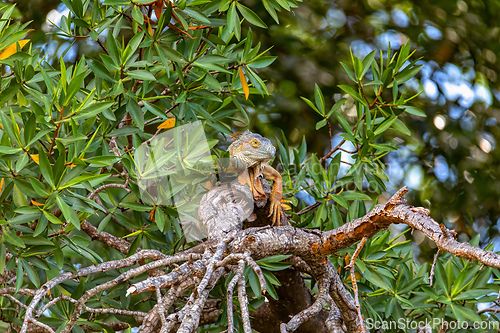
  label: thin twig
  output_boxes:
[319,113,365,164]
[319,139,346,164]
[217,251,266,294]
[155,287,168,332]
[28,318,55,333]
[48,105,66,156]
[88,183,131,200]
[345,237,367,333]
[143,102,180,126]
[2,294,29,310]
[226,269,241,333]
[327,120,333,151]
[429,249,440,287]
[237,260,252,333]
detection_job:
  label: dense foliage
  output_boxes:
[0,0,499,332]
[247,0,500,247]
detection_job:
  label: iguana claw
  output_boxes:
[269,194,283,226]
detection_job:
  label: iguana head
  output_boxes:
[227,130,276,169]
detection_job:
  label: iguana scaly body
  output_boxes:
[227,131,283,225]
[198,131,283,238]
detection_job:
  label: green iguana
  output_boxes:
[198,131,283,238]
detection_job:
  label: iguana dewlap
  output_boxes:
[227,130,283,226]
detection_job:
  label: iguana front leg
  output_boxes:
[248,167,267,201]
[262,164,283,225]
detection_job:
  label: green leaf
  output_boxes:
[219,0,231,11]
[370,143,397,152]
[338,85,366,105]
[258,262,292,271]
[12,184,26,207]
[127,234,142,256]
[131,5,144,25]
[26,129,55,147]
[87,59,116,82]
[340,62,356,82]
[38,150,55,189]
[56,196,81,230]
[247,56,276,68]
[308,153,323,185]
[434,261,449,297]
[236,3,267,28]
[127,99,145,130]
[335,112,352,133]
[60,174,109,189]
[392,78,398,102]
[395,41,410,71]
[394,64,422,84]
[182,8,211,25]
[316,118,327,130]
[277,140,289,168]
[126,70,156,81]
[354,164,363,190]
[227,3,241,40]
[263,271,281,293]
[391,118,411,136]
[373,116,397,136]
[195,55,230,65]
[0,146,22,154]
[360,50,376,79]
[331,205,342,228]
[0,111,21,146]
[34,214,48,237]
[0,83,21,106]
[157,45,185,63]
[340,191,371,201]
[65,72,87,105]
[368,269,392,291]
[301,97,321,115]
[155,208,166,231]
[119,202,154,211]
[395,294,413,308]
[364,251,386,261]
[314,84,325,115]
[401,105,426,117]
[262,0,279,23]
[257,255,292,264]
[74,101,115,121]
[454,288,497,301]
[450,304,482,322]
[96,214,112,234]
[0,243,5,275]
[3,227,26,248]
[353,56,362,80]
[153,6,170,34]
[43,211,63,224]
[21,258,40,287]
[16,257,23,291]
[397,278,423,295]
[0,5,15,32]
[326,98,347,118]
[125,31,145,58]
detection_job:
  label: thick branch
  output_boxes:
[229,188,500,270]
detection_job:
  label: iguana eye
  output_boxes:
[250,138,261,148]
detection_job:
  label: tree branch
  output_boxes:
[12,186,500,333]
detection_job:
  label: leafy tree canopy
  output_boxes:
[0,0,499,332]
